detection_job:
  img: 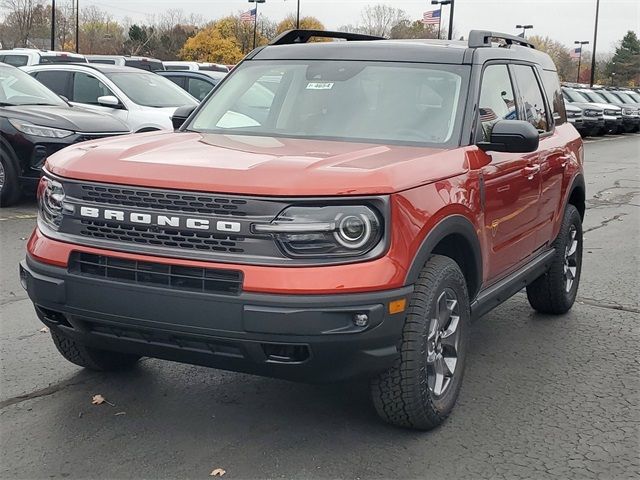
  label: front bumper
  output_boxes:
[20,255,412,383]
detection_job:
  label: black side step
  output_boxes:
[470,248,555,320]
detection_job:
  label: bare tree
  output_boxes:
[359,4,407,38]
[1,0,47,47]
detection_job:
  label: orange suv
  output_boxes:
[20,30,585,430]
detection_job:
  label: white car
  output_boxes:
[163,61,228,73]
[24,64,198,132]
[86,55,165,72]
[0,48,87,67]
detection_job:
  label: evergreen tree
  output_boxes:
[606,31,640,86]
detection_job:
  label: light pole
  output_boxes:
[574,40,589,83]
[248,0,265,50]
[296,0,300,28]
[447,0,455,40]
[75,0,79,53]
[431,0,451,40]
[50,0,56,50]
[515,24,533,38]
[590,0,600,87]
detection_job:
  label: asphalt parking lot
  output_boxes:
[1,134,638,479]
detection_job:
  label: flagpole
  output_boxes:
[437,5,442,39]
[253,2,258,49]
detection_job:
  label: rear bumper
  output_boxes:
[20,255,412,382]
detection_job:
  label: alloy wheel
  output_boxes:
[0,160,5,192]
[564,225,579,293]
[426,288,461,397]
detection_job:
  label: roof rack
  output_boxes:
[468,30,535,49]
[270,29,384,46]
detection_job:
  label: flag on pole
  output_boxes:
[241,8,257,23]
[570,47,582,59]
[422,9,441,25]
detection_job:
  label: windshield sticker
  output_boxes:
[306,82,334,90]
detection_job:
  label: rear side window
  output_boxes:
[188,77,214,101]
[512,65,549,133]
[39,55,87,64]
[33,70,70,96]
[72,72,113,104]
[478,64,517,141]
[90,59,116,65]
[3,55,28,67]
[164,75,185,88]
[541,69,566,126]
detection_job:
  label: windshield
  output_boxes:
[578,90,607,103]
[564,88,591,103]
[0,64,65,106]
[106,72,197,107]
[613,91,636,104]
[189,60,469,146]
[595,90,620,103]
[628,92,640,103]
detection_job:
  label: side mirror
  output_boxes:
[478,120,540,153]
[97,95,122,108]
[171,105,197,130]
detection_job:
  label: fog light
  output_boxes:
[19,265,28,290]
[354,313,369,327]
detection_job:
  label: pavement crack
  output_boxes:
[0,295,29,307]
[577,297,640,314]
[0,378,88,410]
[583,214,626,234]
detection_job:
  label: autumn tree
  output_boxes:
[605,31,640,86]
[179,23,244,64]
[276,14,325,35]
[528,35,575,82]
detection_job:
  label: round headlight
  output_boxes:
[335,214,372,249]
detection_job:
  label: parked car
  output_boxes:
[606,89,640,132]
[565,103,604,137]
[21,29,586,430]
[157,70,226,101]
[562,87,622,134]
[162,61,229,73]
[86,55,165,72]
[0,48,87,67]
[0,63,128,206]
[576,88,638,133]
[25,64,198,132]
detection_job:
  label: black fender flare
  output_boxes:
[0,136,21,173]
[404,215,483,298]
[564,173,586,219]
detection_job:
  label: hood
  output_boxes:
[569,102,608,112]
[1,105,129,133]
[45,131,470,196]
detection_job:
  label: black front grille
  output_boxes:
[69,252,243,295]
[78,219,246,253]
[79,184,249,216]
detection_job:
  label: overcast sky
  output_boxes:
[77,0,638,54]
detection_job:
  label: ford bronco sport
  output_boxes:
[21,30,585,430]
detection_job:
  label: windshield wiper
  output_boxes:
[0,102,16,106]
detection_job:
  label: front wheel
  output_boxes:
[370,255,470,430]
[50,328,140,371]
[0,153,21,207]
[527,204,583,314]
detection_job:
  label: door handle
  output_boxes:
[523,165,540,180]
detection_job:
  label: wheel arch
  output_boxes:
[0,135,21,172]
[405,215,483,300]
[566,173,586,220]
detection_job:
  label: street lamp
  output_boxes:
[431,0,452,40]
[515,24,533,38]
[574,40,589,83]
[296,0,300,29]
[248,0,266,50]
[51,0,56,50]
[590,0,600,87]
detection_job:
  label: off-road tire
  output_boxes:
[526,204,583,314]
[50,328,140,371]
[371,255,470,430]
[0,152,21,207]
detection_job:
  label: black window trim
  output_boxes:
[508,61,554,138]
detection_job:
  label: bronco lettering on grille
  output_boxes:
[79,206,241,233]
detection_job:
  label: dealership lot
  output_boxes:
[0,134,638,479]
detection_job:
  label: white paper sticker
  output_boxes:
[306,82,334,90]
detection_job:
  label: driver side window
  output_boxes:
[478,64,517,141]
[72,72,113,105]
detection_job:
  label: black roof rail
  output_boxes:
[468,30,535,49]
[270,29,384,46]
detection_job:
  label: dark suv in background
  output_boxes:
[0,63,129,206]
